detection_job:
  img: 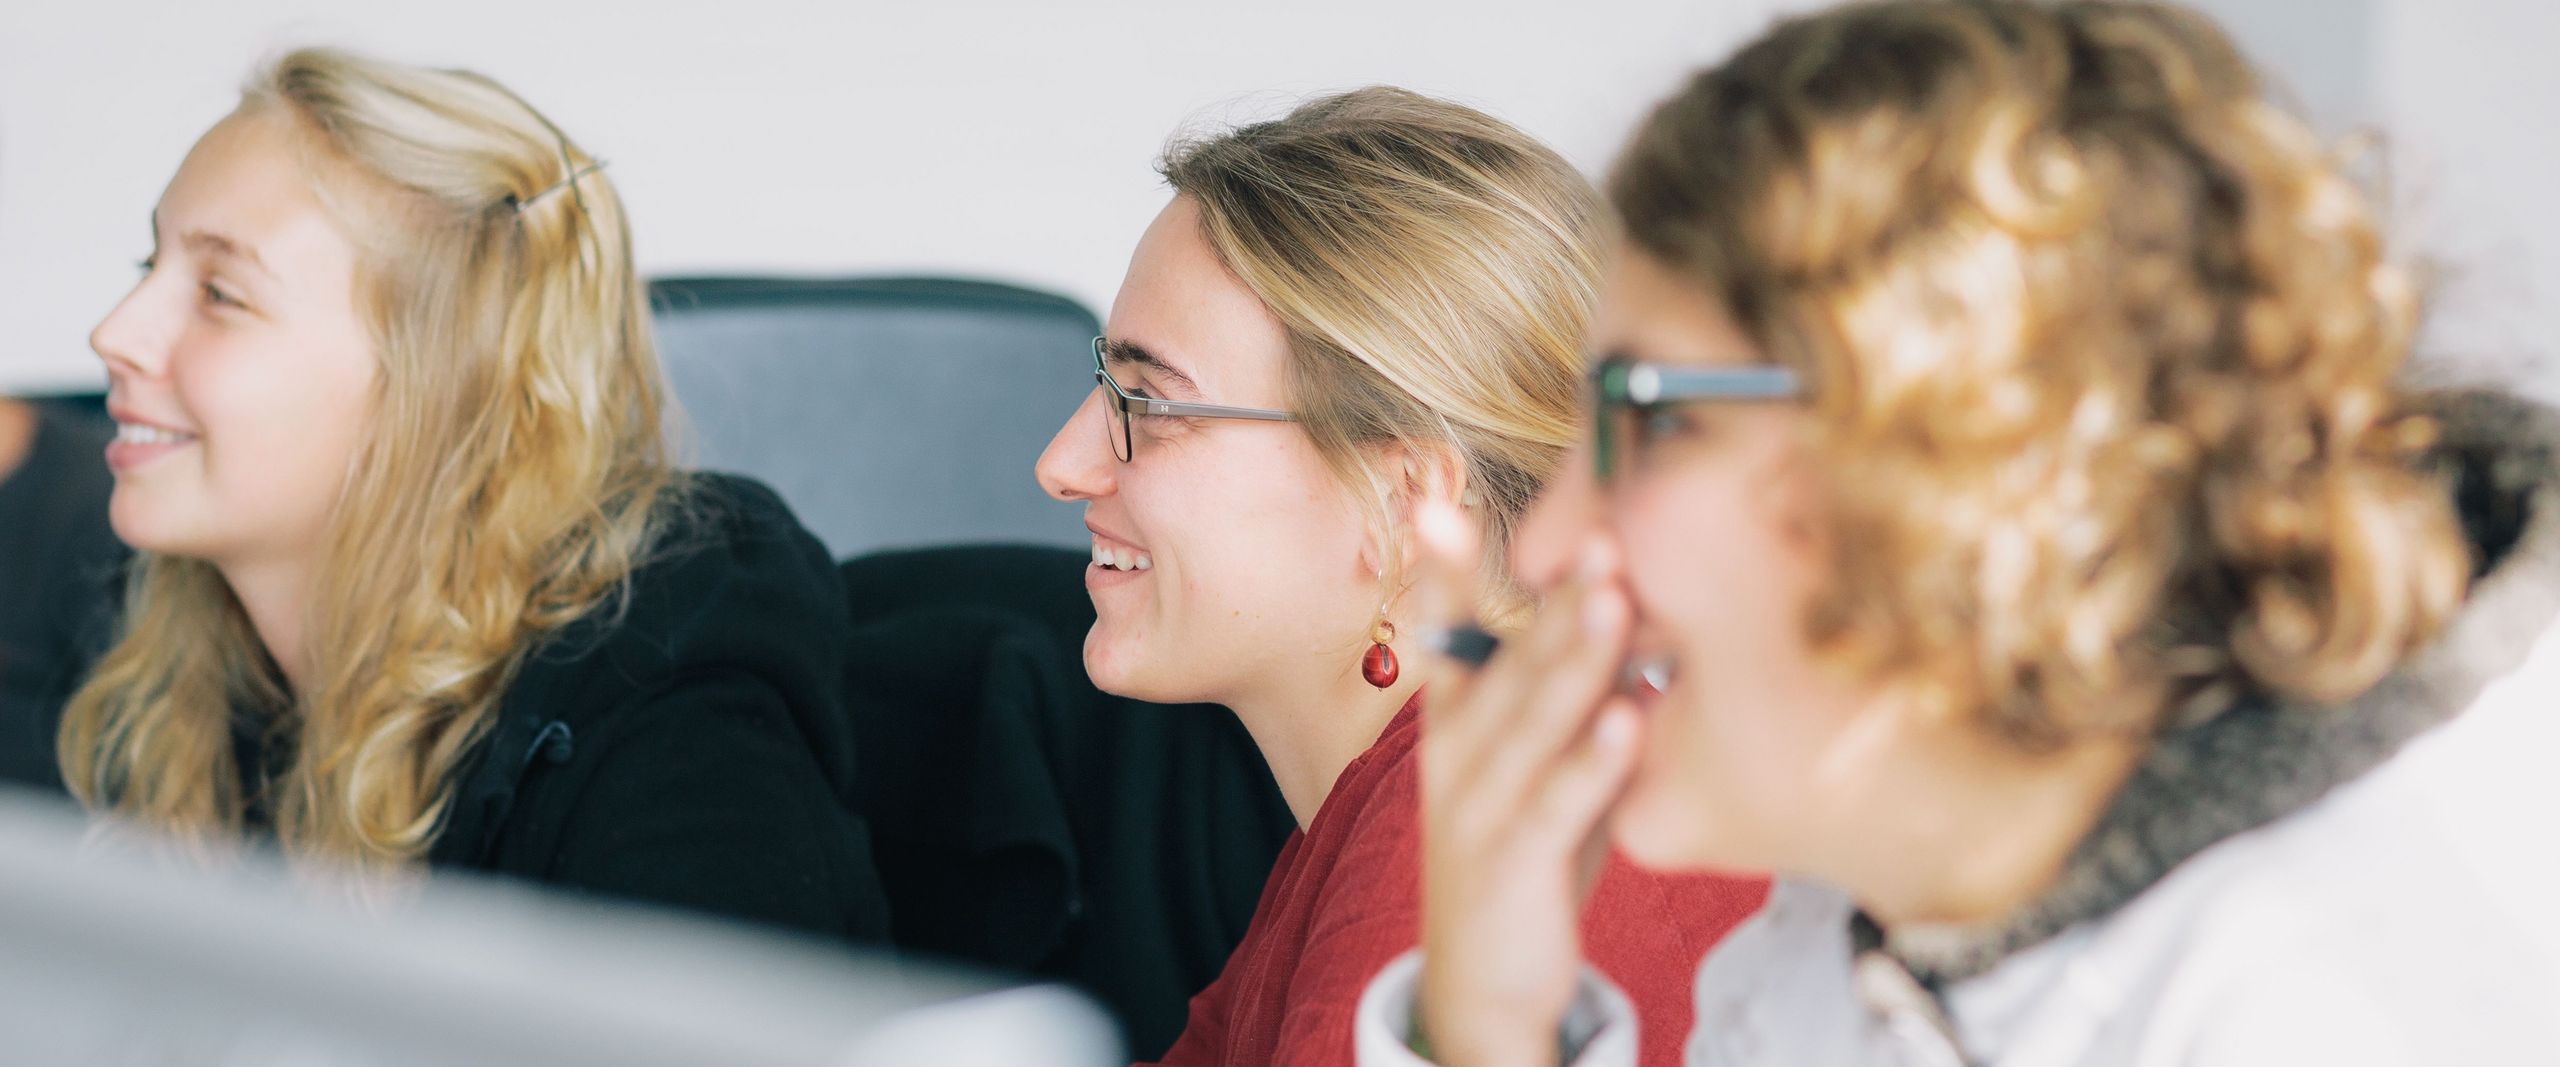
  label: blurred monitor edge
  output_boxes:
[0,785,1121,1067]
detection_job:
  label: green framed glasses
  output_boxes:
[1589,355,1802,482]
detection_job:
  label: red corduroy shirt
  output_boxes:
[1145,696,1769,1067]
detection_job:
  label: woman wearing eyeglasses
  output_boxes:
[1359,2,2560,1065]
[1035,88,1768,1066]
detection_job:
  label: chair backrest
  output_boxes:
[650,277,1097,558]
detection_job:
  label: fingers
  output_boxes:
[1408,514,1640,1067]
[1412,500,1486,649]
[1413,499,1492,740]
[1449,547,1632,817]
[1529,698,1640,873]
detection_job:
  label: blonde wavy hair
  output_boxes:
[60,47,678,869]
[1609,0,2471,746]
[1160,88,1608,624]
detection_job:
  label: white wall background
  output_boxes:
[1,0,2551,398]
[2375,0,2560,399]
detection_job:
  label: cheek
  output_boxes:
[1619,473,1810,667]
[197,336,370,461]
[1608,471,1826,868]
[1169,438,1361,574]
[1092,439,1371,692]
[178,330,376,542]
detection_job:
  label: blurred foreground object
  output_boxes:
[0,788,1121,1066]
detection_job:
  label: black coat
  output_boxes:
[0,404,124,793]
[839,544,1294,1060]
[416,473,890,944]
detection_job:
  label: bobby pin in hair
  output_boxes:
[508,159,607,215]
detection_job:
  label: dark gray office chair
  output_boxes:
[650,277,1097,558]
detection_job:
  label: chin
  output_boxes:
[1080,624,1133,694]
[1081,621,1232,709]
[1608,772,1727,872]
[1080,622,1171,701]
[105,490,192,557]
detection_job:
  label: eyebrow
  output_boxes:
[176,226,278,283]
[1099,338,1201,396]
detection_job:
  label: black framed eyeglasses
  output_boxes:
[1589,354,1802,482]
[1091,336,1296,462]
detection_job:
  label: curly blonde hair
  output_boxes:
[60,48,678,868]
[1610,0,2471,746]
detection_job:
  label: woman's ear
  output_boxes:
[1355,441,1469,585]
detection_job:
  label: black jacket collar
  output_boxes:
[425,473,858,867]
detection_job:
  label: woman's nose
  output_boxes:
[1037,387,1120,502]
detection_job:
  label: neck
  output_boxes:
[1221,650,1423,830]
[1831,718,2144,931]
[220,554,317,697]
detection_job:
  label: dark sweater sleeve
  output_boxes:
[526,669,890,942]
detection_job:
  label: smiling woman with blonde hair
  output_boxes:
[59,47,889,940]
[1037,87,1766,1067]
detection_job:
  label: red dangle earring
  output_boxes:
[1361,611,1399,689]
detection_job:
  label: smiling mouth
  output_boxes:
[112,422,199,446]
[1089,538,1154,573]
[1627,656,1674,696]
